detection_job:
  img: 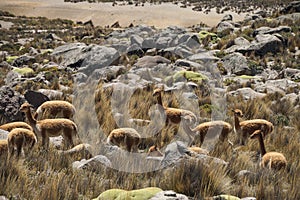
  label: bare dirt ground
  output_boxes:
[0,0,247,28]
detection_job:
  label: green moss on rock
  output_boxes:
[93,187,163,200]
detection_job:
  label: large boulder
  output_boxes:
[72,155,112,171]
[222,53,252,75]
[253,26,291,36]
[52,43,120,76]
[228,87,266,100]
[237,34,283,56]
[0,86,26,123]
[280,1,300,14]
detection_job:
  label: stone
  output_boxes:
[222,53,252,75]
[150,190,189,200]
[228,87,266,100]
[134,55,171,68]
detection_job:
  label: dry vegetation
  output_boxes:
[0,3,299,199]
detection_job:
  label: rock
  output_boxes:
[72,155,112,171]
[12,55,35,67]
[224,37,251,54]
[228,87,266,100]
[24,90,50,109]
[130,34,144,47]
[0,129,9,139]
[90,65,126,82]
[45,33,63,41]
[235,170,257,184]
[93,187,163,200]
[277,13,300,23]
[254,79,299,95]
[216,21,234,33]
[168,70,208,84]
[52,43,120,75]
[237,34,283,56]
[161,141,228,168]
[142,38,156,50]
[212,194,240,200]
[241,197,256,200]
[0,86,26,123]
[222,53,252,75]
[222,14,233,21]
[280,1,300,14]
[12,67,34,76]
[277,68,300,81]
[253,26,291,36]
[174,59,205,70]
[159,46,193,59]
[187,51,219,63]
[49,136,64,149]
[0,196,9,200]
[134,55,171,68]
[38,89,63,100]
[150,190,189,200]
[185,34,201,49]
[126,43,144,57]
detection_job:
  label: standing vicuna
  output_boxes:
[152,87,197,146]
[250,129,287,170]
[7,128,37,159]
[20,102,79,149]
[182,120,233,147]
[232,109,274,145]
[34,100,76,120]
[107,128,141,152]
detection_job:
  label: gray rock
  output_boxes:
[156,36,174,49]
[159,46,193,59]
[174,59,205,70]
[254,79,299,94]
[253,26,291,36]
[281,1,300,14]
[150,190,189,200]
[72,155,112,170]
[241,198,256,200]
[185,34,201,49]
[0,129,9,139]
[130,34,143,47]
[237,34,283,56]
[12,55,36,67]
[222,53,251,75]
[187,51,219,63]
[0,196,9,200]
[234,37,251,46]
[127,43,144,57]
[222,14,233,21]
[90,65,126,82]
[142,38,156,50]
[216,21,234,33]
[278,68,300,81]
[38,89,63,100]
[134,55,171,68]
[228,87,266,100]
[52,43,120,75]
[277,13,300,23]
[0,86,26,123]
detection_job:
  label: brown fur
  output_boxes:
[152,88,197,147]
[250,130,287,170]
[7,128,37,159]
[232,109,274,145]
[147,145,163,157]
[0,122,33,132]
[59,143,93,160]
[107,128,141,152]
[188,146,209,155]
[0,139,8,158]
[35,100,75,120]
[183,120,233,147]
[20,102,79,149]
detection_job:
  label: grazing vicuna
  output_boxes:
[107,128,141,152]
[0,122,33,132]
[7,128,37,159]
[232,109,274,145]
[34,100,76,120]
[182,120,233,147]
[250,129,287,171]
[20,102,79,149]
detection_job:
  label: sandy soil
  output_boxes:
[0,0,246,28]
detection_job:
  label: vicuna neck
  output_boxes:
[156,92,163,107]
[24,109,37,127]
[234,115,241,132]
[257,133,267,156]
